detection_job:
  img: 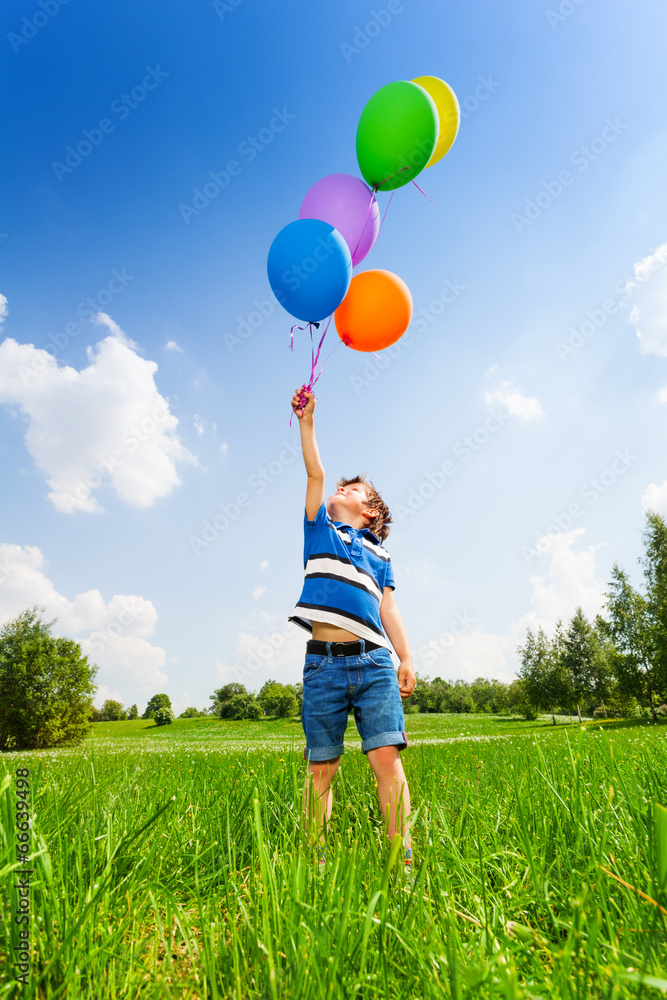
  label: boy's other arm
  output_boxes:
[291,389,325,520]
[380,587,416,699]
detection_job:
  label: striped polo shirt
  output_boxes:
[288,502,395,650]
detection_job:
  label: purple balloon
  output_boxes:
[299,173,380,267]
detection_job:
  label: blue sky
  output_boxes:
[1,0,666,714]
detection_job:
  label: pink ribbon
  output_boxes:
[289,317,347,427]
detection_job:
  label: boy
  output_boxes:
[289,388,416,872]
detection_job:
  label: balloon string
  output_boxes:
[411,179,436,205]
[290,316,342,428]
[349,188,377,266]
[377,190,395,236]
[373,166,408,190]
[289,320,319,352]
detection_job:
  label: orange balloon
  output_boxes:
[334,269,413,352]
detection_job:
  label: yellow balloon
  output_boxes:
[412,76,460,167]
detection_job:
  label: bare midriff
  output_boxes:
[311,622,362,642]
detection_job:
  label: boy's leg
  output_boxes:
[366,745,412,848]
[302,756,340,850]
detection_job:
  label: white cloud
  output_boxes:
[252,585,267,599]
[418,529,607,683]
[642,480,667,515]
[215,617,305,692]
[193,415,204,437]
[626,242,667,356]
[511,528,606,639]
[94,684,125,707]
[165,340,183,353]
[0,542,168,705]
[419,630,516,684]
[259,561,269,572]
[0,294,7,324]
[484,380,544,420]
[0,315,197,513]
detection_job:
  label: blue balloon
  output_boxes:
[267,219,352,322]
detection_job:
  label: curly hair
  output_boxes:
[335,473,393,543]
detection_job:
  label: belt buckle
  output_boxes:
[333,641,347,657]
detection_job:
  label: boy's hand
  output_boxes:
[397,660,416,699]
[291,388,315,421]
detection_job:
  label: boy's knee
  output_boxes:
[367,745,400,768]
[307,756,340,776]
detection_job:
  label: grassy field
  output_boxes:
[1,713,666,999]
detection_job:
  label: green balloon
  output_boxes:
[356,81,438,192]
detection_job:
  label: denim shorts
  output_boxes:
[301,641,408,762]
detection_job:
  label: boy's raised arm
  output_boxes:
[291,389,325,519]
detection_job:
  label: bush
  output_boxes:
[258,681,298,718]
[179,706,205,718]
[100,699,124,721]
[143,694,173,720]
[0,606,97,751]
[221,694,262,721]
[153,707,175,726]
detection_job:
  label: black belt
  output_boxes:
[307,638,384,657]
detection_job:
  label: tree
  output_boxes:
[0,606,97,751]
[258,680,298,718]
[142,693,172,720]
[100,699,125,721]
[561,607,611,721]
[430,677,452,713]
[641,511,667,692]
[153,707,175,726]
[517,625,569,722]
[209,684,247,718]
[127,704,139,719]
[603,564,662,721]
[179,706,205,718]
[411,674,435,713]
[221,693,263,720]
[441,680,474,714]
[470,678,508,714]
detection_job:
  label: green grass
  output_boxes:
[1,714,666,998]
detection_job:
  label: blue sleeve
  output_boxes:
[305,502,329,529]
[384,558,395,591]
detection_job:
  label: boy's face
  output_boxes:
[327,483,378,529]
